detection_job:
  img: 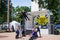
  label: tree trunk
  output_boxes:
[0,0,1,4]
[7,0,10,24]
[0,25,2,32]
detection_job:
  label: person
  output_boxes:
[29,26,38,40]
[6,24,10,32]
[35,25,41,38]
[12,25,15,32]
[15,25,19,39]
[37,26,41,37]
[22,28,26,36]
[32,27,38,38]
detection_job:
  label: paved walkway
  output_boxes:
[0,32,60,40]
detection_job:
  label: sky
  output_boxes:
[11,0,31,7]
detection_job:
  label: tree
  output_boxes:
[0,0,12,24]
[20,6,31,12]
[0,0,7,23]
[38,0,60,24]
[12,6,31,22]
[0,0,1,8]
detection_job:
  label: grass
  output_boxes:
[57,29,60,32]
[0,30,13,33]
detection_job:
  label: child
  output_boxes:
[22,28,26,36]
[29,27,38,40]
[15,25,19,39]
[16,29,19,39]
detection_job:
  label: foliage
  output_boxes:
[12,6,31,22]
[0,0,7,23]
[38,0,60,24]
[0,0,12,24]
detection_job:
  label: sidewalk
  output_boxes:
[0,32,60,40]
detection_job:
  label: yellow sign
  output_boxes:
[36,15,48,25]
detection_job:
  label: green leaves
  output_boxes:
[0,0,12,23]
[12,6,31,22]
[38,0,60,24]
